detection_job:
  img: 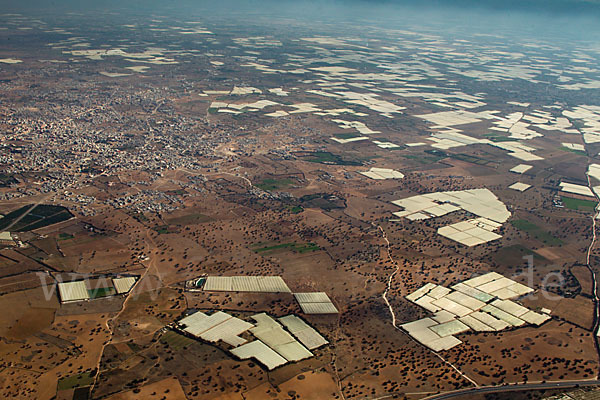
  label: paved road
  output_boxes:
[423,380,600,399]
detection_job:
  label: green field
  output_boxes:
[0,204,73,232]
[58,233,74,240]
[406,150,447,164]
[194,277,206,288]
[153,225,170,234]
[562,196,597,211]
[57,371,95,391]
[287,205,304,214]
[450,153,493,166]
[483,133,519,142]
[88,287,116,299]
[492,244,548,268]
[252,242,320,254]
[510,219,563,246]
[160,330,196,351]
[404,154,445,164]
[255,178,295,191]
[300,151,362,166]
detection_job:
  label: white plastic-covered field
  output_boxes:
[332,119,380,135]
[231,340,287,370]
[179,311,253,347]
[401,272,549,352]
[331,136,369,144]
[57,281,90,302]
[359,167,404,180]
[559,182,594,197]
[508,182,531,192]
[177,311,328,370]
[563,105,600,143]
[278,315,329,350]
[112,276,137,294]
[391,188,510,246]
[249,313,313,362]
[203,276,291,293]
[510,164,532,174]
[0,58,23,64]
[562,142,585,152]
[588,164,600,181]
[294,292,339,314]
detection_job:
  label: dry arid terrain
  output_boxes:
[1,4,600,400]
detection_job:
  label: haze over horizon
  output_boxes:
[2,0,600,41]
[1,0,600,399]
